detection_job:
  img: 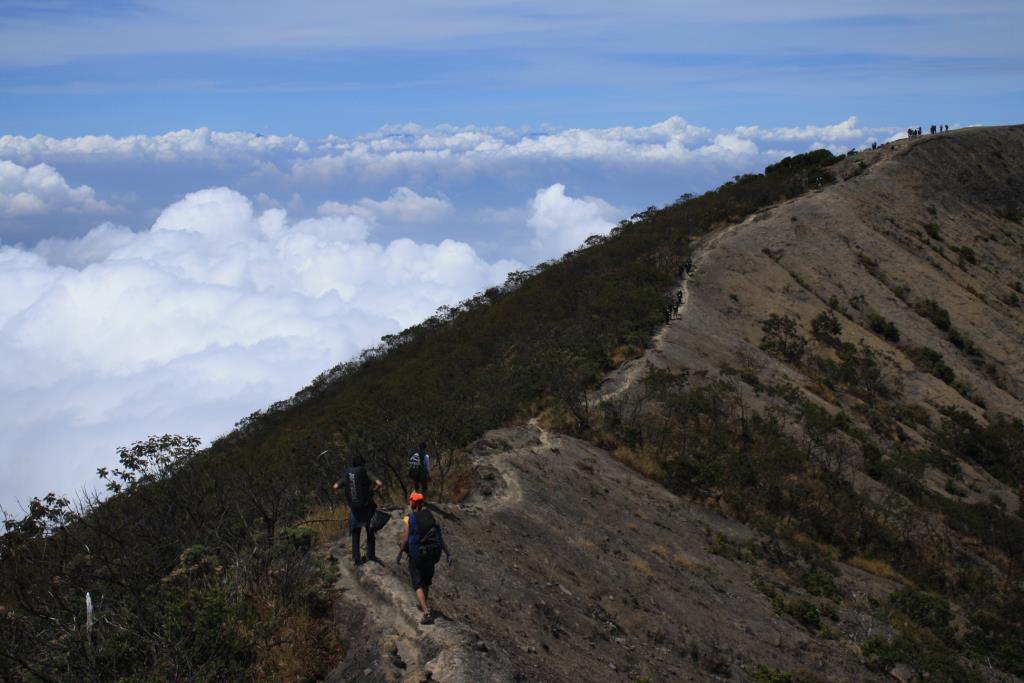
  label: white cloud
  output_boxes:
[0,160,112,217]
[0,187,517,509]
[528,183,618,258]
[0,127,308,163]
[0,114,904,508]
[0,118,893,195]
[732,116,894,143]
[292,117,725,181]
[318,187,454,224]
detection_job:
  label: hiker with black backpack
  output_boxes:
[397,491,451,624]
[408,442,432,495]
[332,454,383,566]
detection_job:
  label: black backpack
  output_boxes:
[407,452,426,481]
[410,510,443,565]
[419,526,444,565]
[345,466,372,508]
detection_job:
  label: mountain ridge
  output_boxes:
[3,126,1021,682]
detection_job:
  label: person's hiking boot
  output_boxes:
[421,611,435,625]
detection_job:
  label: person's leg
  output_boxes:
[366,526,376,561]
[351,526,361,565]
[415,588,429,614]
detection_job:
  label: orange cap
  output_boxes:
[408,491,425,505]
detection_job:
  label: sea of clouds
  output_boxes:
[0,116,898,510]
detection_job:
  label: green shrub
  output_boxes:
[862,630,978,681]
[907,346,955,384]
[889,587,952,632]
[750,665,821,683]
[811,310,842,345]
[801,563,843,602]
[947,327,981,356]
[761,314,808,362]
[913,299,952,331]
[939,410,1024,487]
[867,313,900,342]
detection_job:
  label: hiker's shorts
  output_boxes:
[409,558,435,590]
[348,504,375,531]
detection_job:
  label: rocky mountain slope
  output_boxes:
[325,126,1024,682]
[4,127,1019,683]
[327,424,897,682]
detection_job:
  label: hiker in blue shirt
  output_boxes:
[396,492,451,624]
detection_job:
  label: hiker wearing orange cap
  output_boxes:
[397,491,451,624]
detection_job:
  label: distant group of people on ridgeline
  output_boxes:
[908,124,950,138]
[663,258,695,321]
[332,442,451,624]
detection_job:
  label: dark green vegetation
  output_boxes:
[0,150,841,681]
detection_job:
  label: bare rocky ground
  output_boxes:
[327,423,896,682]
[325,126,1024,682]
[602,124,1024,511]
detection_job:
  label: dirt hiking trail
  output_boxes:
[326,424,893,682]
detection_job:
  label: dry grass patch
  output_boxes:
[669,549,711,575]
[849,556,910,584]
[628,554,655,578]
[611,445,664,481]
[252,612,342,682]
[298,504,346,546]
[610,344,643,368]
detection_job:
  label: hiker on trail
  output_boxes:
[397,492,451,624]
[408,442,432,495]
[333,455,382,566]
[685,257,694,274]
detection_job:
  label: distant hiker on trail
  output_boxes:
[397,492,451,624]
[408,442,432,494]
[685,257,694,274]
[333,455,382,566]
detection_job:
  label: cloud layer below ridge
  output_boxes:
[0,115,903,509]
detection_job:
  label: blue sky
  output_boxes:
[1,1,1021,137]
[0,0,1021,509]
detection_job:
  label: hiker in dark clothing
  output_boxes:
[333,455,382,565]
[408,442,432,495]
[397,492,451,624]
